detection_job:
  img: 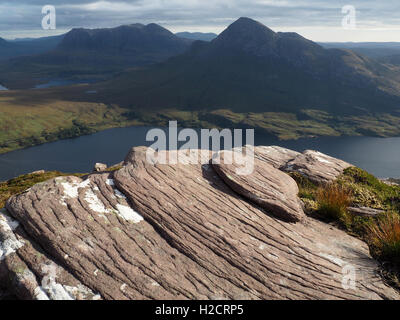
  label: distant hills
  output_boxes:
[320,42,400,65]
[0,35,63,60]
[0,23,192,89]
[98,17,400,116]
[2,17,400,144]
[2,19,400,91]
[381,54,400,66]
[1,17,400,117]
[58,24,191,59]
[176,32,217,41]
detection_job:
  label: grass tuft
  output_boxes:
[367,212,400,265]
[342,167,400,211]
[316,183,353,226]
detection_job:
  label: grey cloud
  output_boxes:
[0,0,398,36]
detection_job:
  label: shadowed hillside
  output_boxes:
[0,35,63,61]
[0,23,192,89]
[98,17,400,116]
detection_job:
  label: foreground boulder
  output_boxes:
[93,163,107,172]
[212,150,305,222]
[254,146,300,169]
[283,150,352,184]
[2,146,399,300]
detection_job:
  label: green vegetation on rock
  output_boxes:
[291,167,400,289]
[0,171,85,208]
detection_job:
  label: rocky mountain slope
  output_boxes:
[101,17,400,116]
[1,146,398,300]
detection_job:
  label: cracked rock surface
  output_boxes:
[1,146,399,300]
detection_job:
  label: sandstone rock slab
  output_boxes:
[4,146,399,300]
[283,150,352,184]
[254,146,300,169]
[212,150,304,222]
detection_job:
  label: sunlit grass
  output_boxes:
[316,183,353,226]
[367,212,400,264]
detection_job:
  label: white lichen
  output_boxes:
[0,210,25,260]
[120,283,127,292]
[61,177,143,224]
[84,190,109,214]
[64,284,98,300]
[106,180,144,223]
[107,179,126,198]
[320,253,346,267]
[0,209,19,231]
[106,179,115,186]
[61,179,91,199]
[39,262,91,300]
[44,282,74,300]
[315,156,332,164]
[34,287,50,300]
[114,189,126,199]
[115,204,143,223]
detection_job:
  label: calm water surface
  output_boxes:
[0,126,400,181]
[34,79,97,89]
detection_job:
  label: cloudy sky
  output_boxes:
[0,0,399,41]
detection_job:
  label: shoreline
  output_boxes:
[0,119,397,157]
[2,124,400,181]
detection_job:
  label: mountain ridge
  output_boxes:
[58,23,191,54]
[0,23,192,89]
[96,17,400,116]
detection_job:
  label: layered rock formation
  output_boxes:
[1,146,398,300]
[213,150,304,222]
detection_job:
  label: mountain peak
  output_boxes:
[209,17,324,60]
[212,17,278,55]
[232,17,271,28]
[216,17,276,41]
[144,23,175,36]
